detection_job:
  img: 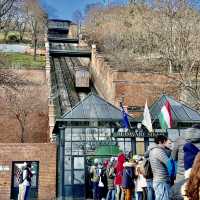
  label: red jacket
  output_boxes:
[114,153,125,185]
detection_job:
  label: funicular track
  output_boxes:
[58,57,80,106]
[48,20,91,115]
[51,57,71,114]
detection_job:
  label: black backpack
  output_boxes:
[143,158,153,179]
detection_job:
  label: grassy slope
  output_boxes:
[0,53,45,69]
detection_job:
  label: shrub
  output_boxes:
[7,33,19,43]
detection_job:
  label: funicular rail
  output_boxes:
[58,57,80,107]
[52,57,72,114]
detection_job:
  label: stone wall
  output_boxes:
[0,143,56,200]
[91,45,178,117]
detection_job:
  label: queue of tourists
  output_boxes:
[89,124,200,200]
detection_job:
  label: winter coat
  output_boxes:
[122,161,136,189]
[172,128,200,182]
[114,153,125,186]
[90,165,99,182]
[106,166,115,190]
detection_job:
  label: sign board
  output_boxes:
[0,165,10,171]
[112,128,166,138]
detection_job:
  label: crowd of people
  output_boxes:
[89,124,200,200]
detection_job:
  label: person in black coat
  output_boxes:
[122,159,136,200]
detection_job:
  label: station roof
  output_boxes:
[61,93,135,121]
[148,95,200,123]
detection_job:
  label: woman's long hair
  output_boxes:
[186,153,200,200]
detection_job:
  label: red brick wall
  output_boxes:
[91,47,179,117]
[0,70,49,143]
[0,143,56,200]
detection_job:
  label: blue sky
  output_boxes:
[40,0,126,20]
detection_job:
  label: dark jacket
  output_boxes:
[172,128,200,181]
[122,161,135,189]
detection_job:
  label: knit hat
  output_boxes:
[183,142,200,171]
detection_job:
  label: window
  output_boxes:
[64,171,71,185]
[64,156,71,170]
[74,170,84,184]
[117,138,132,153]
[72,128,85,141]
[11,161,39,200]
[136,138,144,155]
[74,157,84,169]
[65,128,71,141]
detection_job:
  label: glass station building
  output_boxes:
[53,93,200,200]
[53,93,145,200]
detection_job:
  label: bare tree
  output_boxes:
[84,1,200,109]
[0,0,15,18]
[5,85,48,143]
[0,0,15,30]
[14,2,29,41]
[1,6,18,40]
[146,0,200,108]
[72,9,83,34]
[25,0,47,60]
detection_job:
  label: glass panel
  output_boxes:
[136,142,144,155]
[64,171,71,185]
[72,142,84,155]
[86,128,99,141]
[99,128,111,140]
[74,157,84,169]
[64,156,71,170]
[72,128,85,141]
[117,138,124,141]
[65,142,71,155]
[125,138,131,142]
[74,170,85,184]
[167,129,180,142]
[118,141,125,152]
[124,141,132,153]
[65,128,71,141]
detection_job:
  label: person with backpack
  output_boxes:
[172,125,200,182]
[23,162,33,200]
[122,158,136,200]
[170,125,200,200]
[149,135,174,200]
[143,147,155,200]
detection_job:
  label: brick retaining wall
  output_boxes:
[0,143,56,200]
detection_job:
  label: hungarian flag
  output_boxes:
[159,100,172,130]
